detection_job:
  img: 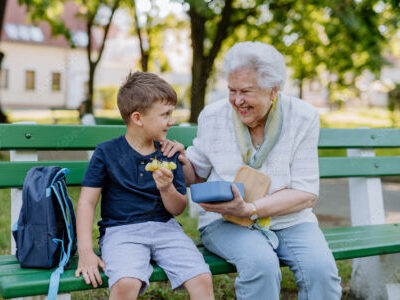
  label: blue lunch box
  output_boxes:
[190,181,245,203]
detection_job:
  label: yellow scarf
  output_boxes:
[232,93,283,228]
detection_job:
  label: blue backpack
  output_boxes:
[12,166,77,299]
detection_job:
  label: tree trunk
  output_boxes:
[188,6,206,123]
[0,0,8,123]
[187,0,238,122]
[189,60,208,123]
[86,62,96,114]
[299,76,303,99]
[80,0,120,116]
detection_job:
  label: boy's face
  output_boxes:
[140,101,175,141]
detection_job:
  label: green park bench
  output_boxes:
[0,124,399,299]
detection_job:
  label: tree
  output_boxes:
[0,0,8,123]
[179,0,273,123]
[128,0,183,72]
[19,0,122,115]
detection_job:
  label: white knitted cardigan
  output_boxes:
[186,94,320,230]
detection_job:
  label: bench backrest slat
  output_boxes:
[0,125,197,150]
[2,126,400,150]
[319,156,400,178]
[318,128,400,148]
[1,156,399,188]
[0,161,89,188]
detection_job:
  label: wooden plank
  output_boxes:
[0,125,196,150]
[164,125,197,148]
[0,161,88,188]
[1,156,399,189]
[0,124,125,150]
[319,156,400,178]
[0,225,399,298]
[319,128,400,148]
[0,247,234,298]
[2,125,400,150]
[93,117,124,125]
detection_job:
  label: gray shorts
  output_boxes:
[100,218,210,293]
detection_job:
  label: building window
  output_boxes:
[0,68,9,89]
[25,70,35,90]
[52,72,61,91]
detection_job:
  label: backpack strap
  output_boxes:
[48,238,69,300]
[50,168,70,186]
[47,174,74,300]
[57,180,75,244]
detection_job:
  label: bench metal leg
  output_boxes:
[348,148,400,300]
[10,150,38,255]
[187,187,201,218]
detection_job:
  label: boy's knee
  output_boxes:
[110,277,142,300]
[184,273,214,299]
[185,273,213,288]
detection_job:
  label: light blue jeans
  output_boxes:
[200,220,342,300]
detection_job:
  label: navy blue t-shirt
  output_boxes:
[82,136,186,235]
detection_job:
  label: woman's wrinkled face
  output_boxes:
[228,68,275,129]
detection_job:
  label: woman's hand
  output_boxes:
[199,184,251,218]
[160,139,191,168]
[161,140,184,157]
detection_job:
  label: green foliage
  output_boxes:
[94,85,119,109]
[182,0,400,117]
[233,0,400,104]
[388,83,400,127]
[127,1,187,72]
[388,83,400,111]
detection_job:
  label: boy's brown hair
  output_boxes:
[117,71,177,124]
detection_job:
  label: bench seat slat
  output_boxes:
[0,224,398,298]
[0,247,235,298]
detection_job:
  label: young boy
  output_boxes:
[75,72,214,300]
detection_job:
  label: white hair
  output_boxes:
[223,41,286,91]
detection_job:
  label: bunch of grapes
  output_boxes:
[145,159,177,171]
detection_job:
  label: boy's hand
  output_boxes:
[153,167,174,192]
[160,139,190,166]
[75,250,106,288]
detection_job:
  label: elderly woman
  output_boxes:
[162,41,342,299]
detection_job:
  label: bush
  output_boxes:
[95,86,119,110]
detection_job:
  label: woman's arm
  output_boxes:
[254,188,316,216]
[199,185,316,218]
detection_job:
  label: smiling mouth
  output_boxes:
[237,107,251,115]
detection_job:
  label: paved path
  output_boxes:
[315,178,400,226]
